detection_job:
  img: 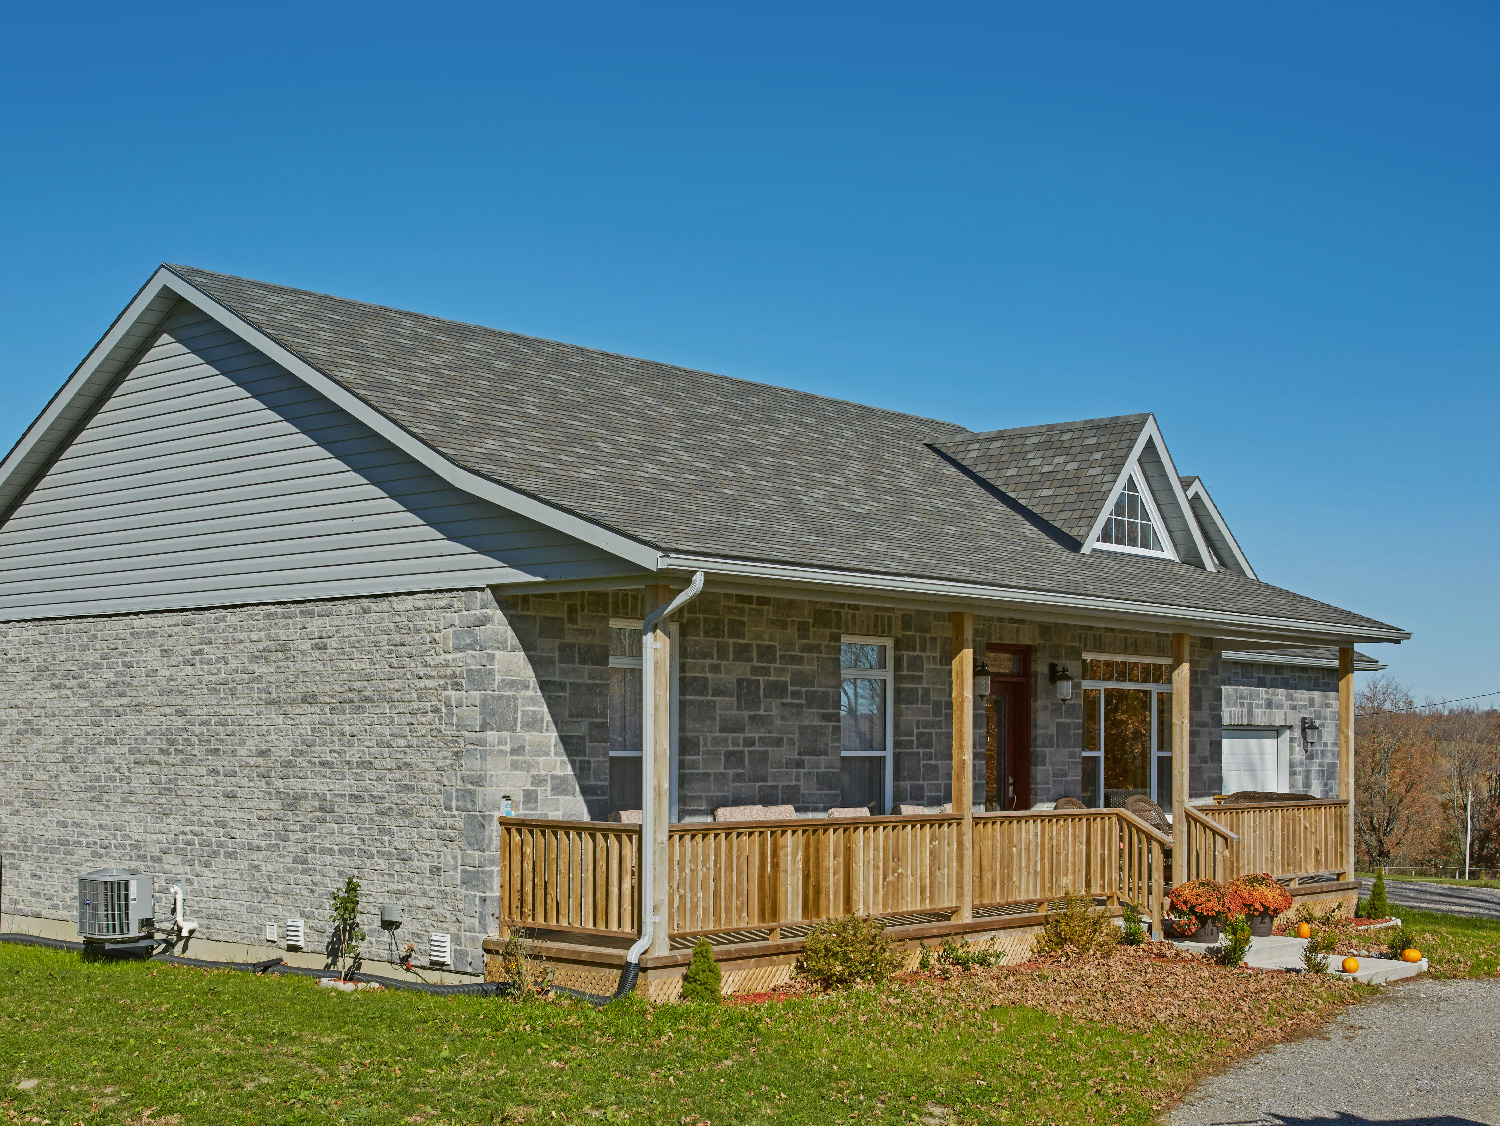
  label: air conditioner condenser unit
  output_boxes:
[78,870,154,943]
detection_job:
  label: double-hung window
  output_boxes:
[607,621,644,815]
[840,636,893,814]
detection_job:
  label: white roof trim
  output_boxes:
[1079,417,1216,570]
[656,551,1411,645]
[1181,477,1257,579]
[1221,649,1386,671]
[0,267,664,573]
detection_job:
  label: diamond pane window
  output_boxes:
[1099,475,1164,552]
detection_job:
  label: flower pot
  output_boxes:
[1190,922,1221,944]
[1249,912,1275,938]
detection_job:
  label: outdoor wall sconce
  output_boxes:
[1048,662,1075,702]
[972,657,992,698]
[1301,716,1320,747]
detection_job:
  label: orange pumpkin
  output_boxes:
[1296,922,1312,939]
[1401,948,1422,963]
[1342,957,1360,974]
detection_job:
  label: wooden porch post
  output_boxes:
[951,612,974,922]
[1338,646,1356,881]
[1170,632,1191,890]
[646,584,673,957]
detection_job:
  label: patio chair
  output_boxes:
[1053,797,1087,810]
[827,806,872,818]
[610,809,643,824]
[1217,790,1318,805]
[761,804,797,819]
[894,803,929,815]
[1124,794,1172,837]
[713,804,767,822]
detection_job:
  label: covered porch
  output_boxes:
[483,599,1362,998]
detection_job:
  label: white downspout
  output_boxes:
[617,571,705,994]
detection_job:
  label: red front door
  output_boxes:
[984,645,1032,811]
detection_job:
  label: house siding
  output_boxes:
[1220,660,1341,797]
[0,302,637,622]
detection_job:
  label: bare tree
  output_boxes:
[1354,676,1437,869]
[1431,707,1500,877]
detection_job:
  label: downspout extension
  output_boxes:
[613,571,705,1000]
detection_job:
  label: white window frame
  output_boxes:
[1080,653,1175,811]
[1092,470,1177,561]
[609,617,681,821]
[840,634,895,814]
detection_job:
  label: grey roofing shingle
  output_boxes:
[164,265,1402,637]
[1221,647,1385,671]
[933,416,1149,543]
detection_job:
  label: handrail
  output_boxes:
[1182,804,1239,842]
[1210,799,1347,813]
[1115,807,1175,849]
[498,816,641,832]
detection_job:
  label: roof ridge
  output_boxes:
[940,413,1152,445]
[165,263,970,439]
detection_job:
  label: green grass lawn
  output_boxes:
[1389,906,1500,978]
[1358,871,1500,889]
[0,944,1284,1126]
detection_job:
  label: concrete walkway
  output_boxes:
[1164,977,1500,1125]
[1172,934,1427,984]
[1361,878,1500,921]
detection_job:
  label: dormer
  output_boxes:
[1079,417,1214,569]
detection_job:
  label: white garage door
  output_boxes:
[1221,728,1288,794]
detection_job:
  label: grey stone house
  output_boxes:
[0,266,1404,976]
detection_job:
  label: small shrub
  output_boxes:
[495,928,552,997]
[680,938,722,1003]
[796,915,901,990]
[1384,923,1416,959]
[1213,914,1252,967]
[1168,879,1236,926]
[1302,924,1337,974]
[1119,903,1147,946]
[1032,893,1118,960]
[937,937,1005,970]
[1363,870,1391,919]
[1228,873,1293,919]
[327,876,366,981]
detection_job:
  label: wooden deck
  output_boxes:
[489,798,1352,993]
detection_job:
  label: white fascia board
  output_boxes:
[1183,478,1257,580]
[1221,650,1386,671]
[0,267,663,573]
[1080,417,1216,571]
[657,552,1411,646]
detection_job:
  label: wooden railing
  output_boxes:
[495,801,1346,945]
[496,818,640,935]
[1209,799,1350,881]
[668,815,960,937]
[1174,804,1237,882]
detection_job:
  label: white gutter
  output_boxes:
[618,571,705,993]
[656,553,1409,645]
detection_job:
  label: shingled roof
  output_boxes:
[932,416,1151,544]
[5,264,1407,643]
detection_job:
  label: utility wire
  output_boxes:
[1358,688,1500,717]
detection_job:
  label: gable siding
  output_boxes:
[0,304,640,621]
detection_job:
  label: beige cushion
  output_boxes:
[610,809,643,824]
[713,804,766,822]
[895,803,928,815]
[761,804,797,820]
[828,806,872,818]
[939,802,954,814]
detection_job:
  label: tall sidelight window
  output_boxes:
[1098,475,1167,555]
[607,623,644,815]
[840,636,893,814]
[1080,655,1174,812]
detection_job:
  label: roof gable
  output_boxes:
[1180,476,1256,578]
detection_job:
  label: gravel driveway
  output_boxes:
[1164,977,1500,1125]
[1360,878,1500,920]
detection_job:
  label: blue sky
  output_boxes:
[1,2,1495,700]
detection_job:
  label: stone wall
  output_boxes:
[0,588,591,976]
[1220,659,1341,797]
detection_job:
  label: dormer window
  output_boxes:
[1098,475,1167,555]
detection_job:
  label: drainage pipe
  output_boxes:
[613,571,705,1000]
